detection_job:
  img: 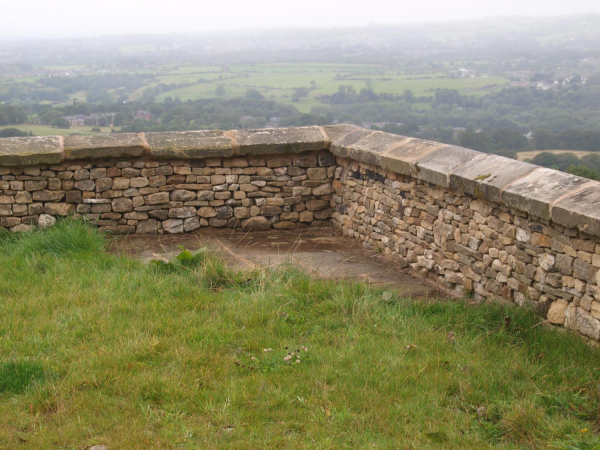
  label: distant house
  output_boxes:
[63,114,86,127]
[136,110,153,120]
[63,112,115,127]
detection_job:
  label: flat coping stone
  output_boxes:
[379,138,446,176]
[231,126,326,155]
[449,154,538,203]
[333,130,409,166]
[146,130,234,159]
[501,168,591,220]
[330,129,376,159]
[0,136,63,166]
[322,124,362,144]
[551,182,600,236]
[411,145,482,188]
[64,134,146,160]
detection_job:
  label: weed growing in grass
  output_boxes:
[235,345,310,372]
[0,221,600,448]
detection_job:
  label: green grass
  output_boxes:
[0,221,599,448]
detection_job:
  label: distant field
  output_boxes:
[517,150,596,161]
[2,63,509,114]
[146,64,509,113]
[0,125,112,137]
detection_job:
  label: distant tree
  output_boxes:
[586,72,600,86]
[531,129,558,150]
[581,154,600,171]
[215,85,226,96]
[0,128,30,137]
[86,89,112,104]
[491,128,530,151]
[527,152,581,171]
[433,89,462,107]
[566,164,600,180]
[403,89,415,103]
[245,88,264,100]
[291,88,310,102]
[456,130,493,152]
[51,118,70,129]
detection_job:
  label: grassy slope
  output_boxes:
[0,125,113,136]
[0,221,599,448]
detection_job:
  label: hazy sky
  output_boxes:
[3,0,600,39]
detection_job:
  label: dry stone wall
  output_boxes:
[2,125,600,340]
[328,126,600,342]
[0,128,337,234]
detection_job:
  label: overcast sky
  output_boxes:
[2,0,600,40]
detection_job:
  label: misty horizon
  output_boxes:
[2,0,600,40]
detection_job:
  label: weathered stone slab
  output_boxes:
[379,138,446,176]
[232,126,326,155]
[552,182,600,236]
[0,136,63,166]
[328,129,374,158]
[147,130,234,159]
[330,130,407,166]
[64,134,146,160]
[322,124,362,145]
[450,154,537,202]
[411,145,481,187]
[502,168,591,220]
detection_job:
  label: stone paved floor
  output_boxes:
[111,228,440,298]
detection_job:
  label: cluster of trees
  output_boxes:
[526,152,600,181]
[116,95,300,132]
[530,129,600,151]
[306,75,600,138]
[318,86,423,105]
[0,127,31,137]
[0,104,27,125]
[0,73,156,104]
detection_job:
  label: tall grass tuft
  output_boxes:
[0,361,47,394]
[0,218,105,258]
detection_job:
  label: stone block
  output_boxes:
[241,216,272,231]
[112,197,133,213]
[44,203,75,216]
[137,219,158,234]
[551,182,600,236]
[232,126,326,155]
[410,145,481,188]
[170,190,196,202]
[147,130,234,159]
[169,207,197,218]
[449,154,537,202]
[331,130,404,166]
[378,139,446,176]
[322,124,362,144]
[502,168,591,220]
[64,134,146,160]
[0,136,63,166]
[163,219,183,234]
